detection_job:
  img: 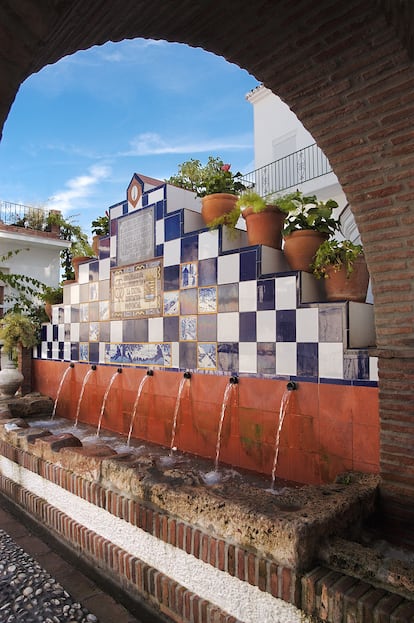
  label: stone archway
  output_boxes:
[1,0,413,543]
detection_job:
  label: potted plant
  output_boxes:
[235,191,286,249]
[40,285,63,321]
[0,312,40,397]
[167,156,247,226]
[311,239,370,302]
[275,190,340,272]
[91,210,110,256]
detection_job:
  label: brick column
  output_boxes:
[18,346,32,395]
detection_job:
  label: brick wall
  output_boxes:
[0,0,413,543]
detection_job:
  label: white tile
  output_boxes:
[64,343,71,360]
[110,320,123,342]
[198,230,219,260]
[110,204,124,219]
[218,254,240,285]
[147,188,164,204]
[41,343,48,358]
[155,219,165,246]
[148,317,164,342]
[78,262,90,284]
[110,236,117,258]
[276,342,297,376]
[52,306,59,324]
[99,258,110,281]
[64,305,71,324]
[163,239,181,267]
[69,284,80,305]
[58,325,65,341]
[239,280,257,312]
[217,312,239,342]
[99,342,106,364]
[275,275,297,310]
[239,342,257,374]
[171,342,180,368]
[296,308,319,342]
[369,356,378,382]
[256,310,276,342]
[319,343,344,379]
[46,324,53,341]
[70,323,80,342]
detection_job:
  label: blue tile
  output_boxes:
[179,342,197,369]
[257,342,276,375]
[110,218,117,236]
[164,265,180,291]
[181,235,199,262]
[58,342,64,359]
[297,343,318,377]
[164,316,179,341]
[71,343,79,361]
[217,342,239,373]
[240,249,257,281]
[276,310,296,342]
[164,213,181,241]
[142,194,148,207]
[257,279,275,310]
[344,353,369,380]
[122,202,128,214]
[218,283,239,312]
[41,325,47,341]
[89,342,99,363]
[199,258,217,286]
[198,315,217,341]
[52,325,58,341]
[99,237,110,259]
[123,319,149,342]
[156,244,164,257]
[156,201,164,219]
[239,312,256,342]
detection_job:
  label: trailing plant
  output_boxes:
[235,191,267,214]
[91,210,110,236]
[274,190,340,237]
[311,239,364,279]
[167,156,247,197]
[0,249,46,315]
[46,212,94,280]
[39,284,63,304]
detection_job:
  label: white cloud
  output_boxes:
[122,132,252,156]
[47,164,111,214]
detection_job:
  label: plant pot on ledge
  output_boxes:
[201,193,238,227]
[242,205,285,249]
[283,230,328,272]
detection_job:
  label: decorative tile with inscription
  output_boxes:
[111,258,162,319]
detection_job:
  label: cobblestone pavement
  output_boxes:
[0,502,151,623]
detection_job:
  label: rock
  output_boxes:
[7,393,54,418]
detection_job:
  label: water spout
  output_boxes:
[127,373,151,445]
[51,363,74,420]
[270,387,294,488]
[286,380,298,391]
[96,368,122,437]
[214,379,237,471]
[170,372,191,452]
[74,366,96,428]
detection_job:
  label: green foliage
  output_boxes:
[39,285,63,304]
[0,311,40,354]
[0,249,46,317]
[235,191,267,214]
[47,212,93,280]
[311,239,364,279]
[274,190,339,237]
[166,156,246,197]
[91,211,110,236]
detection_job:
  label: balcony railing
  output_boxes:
[241,142,333,197]
[0,200,50,231]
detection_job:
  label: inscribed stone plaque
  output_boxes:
[111,258,163,319]
[117,208,154,266]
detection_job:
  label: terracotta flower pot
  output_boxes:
[44,302,52,322]
[201,193,238,226]
[242,205,285,249]
[283,230,328,272]
[323,255,370,302]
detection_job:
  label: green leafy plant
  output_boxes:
[274,190,339,237]
[46,212,93,280]
[167,156,247,197]
[91,211,110,236]
[39,285,63,304]
[208,190,267,231]
[311,239,364,279]
[0,311,40,354]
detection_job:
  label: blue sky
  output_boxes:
[0,39,258,236]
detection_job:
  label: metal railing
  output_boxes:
[241,142,333,197]
[0,200,50,231]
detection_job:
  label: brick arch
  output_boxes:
[1,0,413,540]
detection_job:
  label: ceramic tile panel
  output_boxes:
[218,253,240,285]
[239,342,257,374]
[198,287,217,314]
[319,306,344,342]
[197,342,217,370]
[343,352,369,381]
[110,235,117,258]
[276,310,296,342]
[217,342,238,373]
[257,342,276,375]
[218,283,239,312]
[78,262,90,284]
[171,341,180,368]
[239,280,257,312]
[256,310,276,342]
[110,320,123,342]
[123,318,148,342]
[319,342,344,379]
[180,288,198,315]
[198,230,218,260]
[181,262,198,288]
[64,305,71,324]
[240,249,257,281]
[257,279,275,310]
[70,284,80,305]
[99,258,111,281]
[179,341,197,369]
[275,275,297,310]
[164,291,179,315]
[164,265,180,291]
[239,311,257,342]
[180,316,197,341]
[70,323,80,342]
[297,342,318,378]
[164,316,179,341]
[217,312,239,342]
[164,213,181,241]
[369,357,378,382]
[197,315,217,341]
[296,308,319,342]
[275,342,297,376]
[181,234,199,263]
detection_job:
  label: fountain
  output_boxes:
[270,381,297,489]
[74,365,96,428]
[127,369,153,445]
[96,368,122,437]
[170,371,191,452]
[213,375,238,471]
[51,363,74,420]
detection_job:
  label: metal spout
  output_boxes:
[69,363,75,368]
[91,364,97,371]
[183,371,191,379]
[117,368,122,374]
[146,369,154,376]
[229,375,239,384]
[287,381,297,391]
